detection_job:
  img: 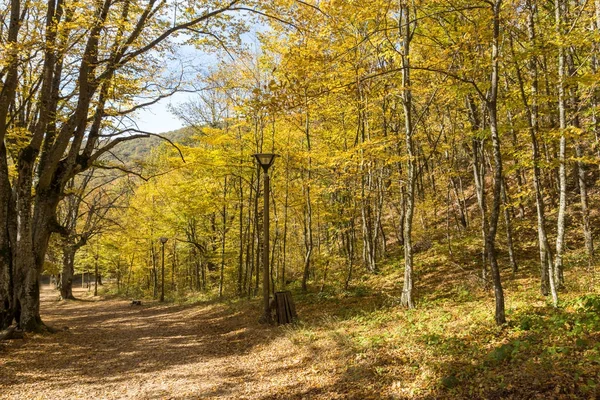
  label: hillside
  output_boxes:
[110,126,196,162]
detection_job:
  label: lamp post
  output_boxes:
[160,237,168,302]
[94,253,99,296]
[253,153,278,323]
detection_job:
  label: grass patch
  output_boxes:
[281,261,600,399]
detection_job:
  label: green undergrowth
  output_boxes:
[284,256,600,398]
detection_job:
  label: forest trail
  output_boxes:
[0,286,356,400]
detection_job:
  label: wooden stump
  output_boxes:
[274,291,297,325]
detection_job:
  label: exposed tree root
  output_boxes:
[0,326,23,340]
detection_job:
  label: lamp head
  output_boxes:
[159,237,168,244]
[253,153,278,171]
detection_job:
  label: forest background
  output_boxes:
[1,0,600,397]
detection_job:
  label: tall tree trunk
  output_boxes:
[94,256,99,297]
[254,170,261,296]
[171,241,176,292]
[400,2,416,309]
[554,0,567,291]
[302,102,313,292]
[0,144,14,329]
[125,254,134,297]
[593,0,600,170]
[281,149,290,288]
[237,176,244,296]
[486,0,507,324]
[219,176,227,298]
[566,49,594,264]
[514,1,556,298]
[0,0,21,330]
[14,156,45,331]
[467,96,490,282]
[151,242,158,298]
[575,142,594,263]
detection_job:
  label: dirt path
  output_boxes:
[0,287,355,400]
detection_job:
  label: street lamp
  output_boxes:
[94,253,99,296]
[159,237,168,302]
[253,153,278,323]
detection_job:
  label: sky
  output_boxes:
[131,42,211,134]
[131,15,265,135]
[133,93,189,134]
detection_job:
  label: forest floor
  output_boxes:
[1,258,600,399]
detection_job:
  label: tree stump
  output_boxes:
[274,291,297,325]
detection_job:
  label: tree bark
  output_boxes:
[467,96,490,283]
[400,2,416,309]
[501,179,518,273]
[0,143,14,330]
[566,48,594,264]
[237,176,244,295]
[513,0,556,299]
[554,0,567,292]
[219,177,227,298]
[0,0,21,330]
[60,245,76,300]
[485,0,507,325]
[302,102,314,292]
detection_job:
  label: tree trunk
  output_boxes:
[219,177,227,298]
[575,142,594,263]
[302,103,313,292]
[94,258,99,297]
[467,96,490,283]
[237,176,244,296]
[554,0,567,292]
[566,49,594,264]
[514,0,556,298]
[281,150,290,288]
[450,177,468,229]
[254,170,261,296]
[60,244,76,300]
[14,155,48,331]
[125,254,134,297]
[151,243,158,298]
[485,0,507,325]
[171,242,176,292]
[501,180,518,273]
[0,0,21,330]
[400,2,416,309]
[0,144,14,330]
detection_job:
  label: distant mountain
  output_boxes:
[110,126,196,162]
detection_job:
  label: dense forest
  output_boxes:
[1,0,600,397]
[35,0,600,317]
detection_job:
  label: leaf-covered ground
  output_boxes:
[1,260,600,399]
[0,286,352,399]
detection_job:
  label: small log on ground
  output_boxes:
[131,300,142,306]
[274,291,297,325]
[0,326,24,340]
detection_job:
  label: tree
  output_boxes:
[0,0,246,331]
[45,0,600,328]
[57,170,125,299]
